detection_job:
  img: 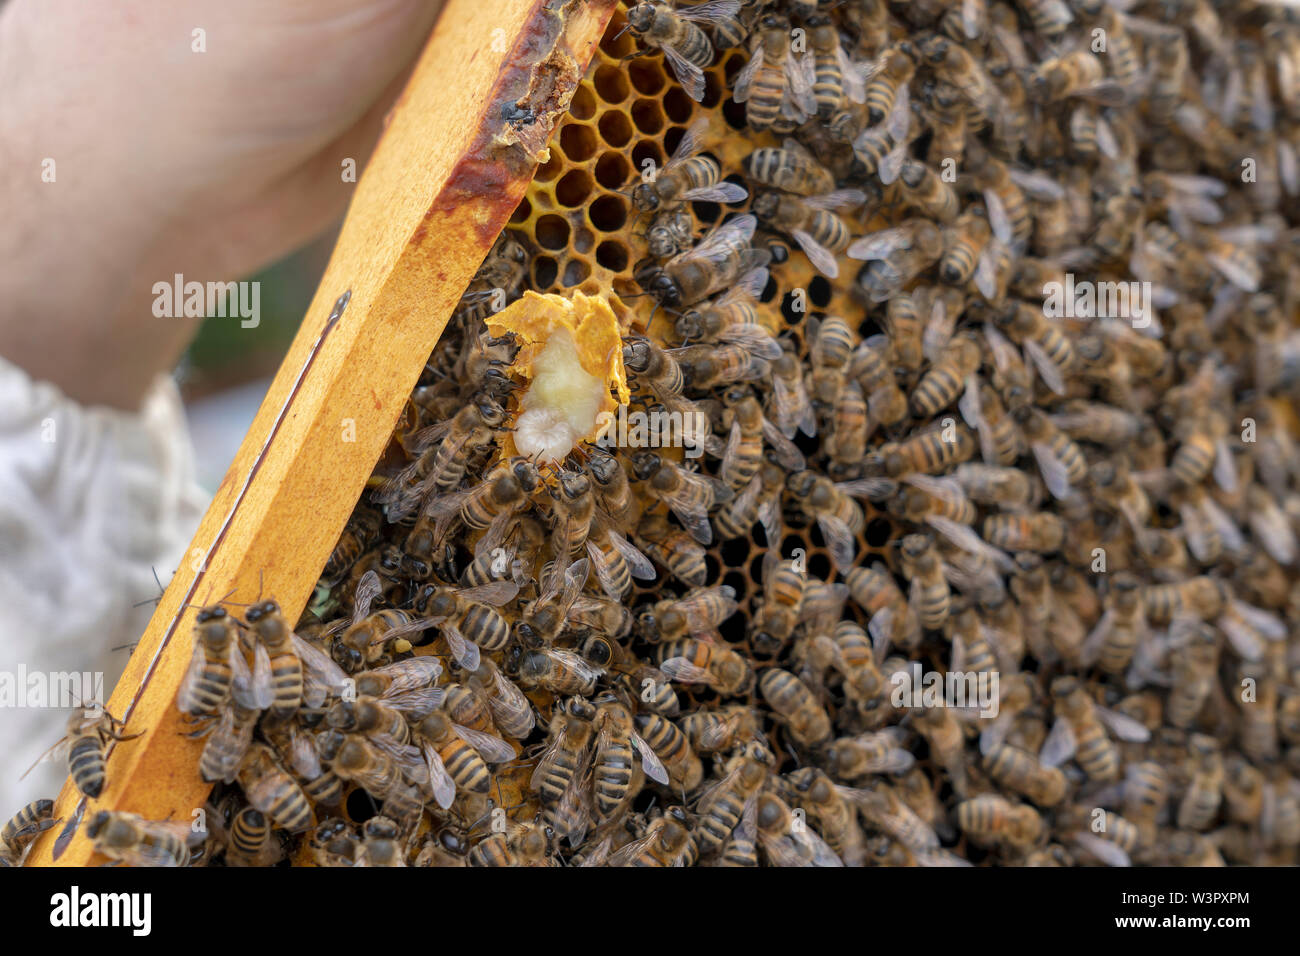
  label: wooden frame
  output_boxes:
[28,0,617,866]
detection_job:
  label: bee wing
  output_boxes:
[922,297,954,363]
[382,685,447,719]
[455,580,519,607]
[1006,168,1064,201]
[1079,608,1115,669]
[926,514,1014,573]
[630,732,671,785]
[973,240,1004,302]
[847,224,914,261]
[867,605,895,662]
[1038,717,1077,768]
[835,476,897,501]
[664,116,709,171]
[674,214,758,268]
[958,378,996,465]
[809,514,852,572]
[1213,438,1239,494]
[756,493,782,548]
[232,640,274,711]
[675,0,741,24]
[683,586,740,630]
[662,44,707,102]
[607,527,658,580]
[1095,707,1152,743]
[760,415,806,471]
[423,485,475,521]
[658,657,717,687]
[421,740,457,810]
[717,323,783,360]
[1072,832,1131,867]
[983,189,1013,246]
[353,570,382,623]
[178,639,215,715]
[1031,441,1074,500]
[368,656,444,696]
[20,733,71,781]
[440,622,481,672]
[1023,339,1066,396]
[453,723,515,764]
[791,229,840,278]
[681,181,750,204]
[771,373,815,439]
[1228,598,1287,641]
[784,51,818,117]
[488,671,536,738]
[286,725,323,779]
[607,828,661,867]
[292,633,352,707]
[732,46,763,103]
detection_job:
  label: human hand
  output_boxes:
[0,0,443,408]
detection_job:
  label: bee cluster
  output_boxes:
[11,0,1300,868]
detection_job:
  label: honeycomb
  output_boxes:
[26,0,1300,870]
[507,2,896,619]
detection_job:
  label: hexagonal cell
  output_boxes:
[593,64,631,104]
[559,122,600,162]
[595,240,629,273]
[569,83,598,121]
[597,109,635,148]
[589,193,628,233]
[555,168,595,208]
[628,59,666,96]
[534,214,571,251]
[594,152,631,191]
[630,97,664,135]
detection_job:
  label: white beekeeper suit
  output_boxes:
[0,355,206,817]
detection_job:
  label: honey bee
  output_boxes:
[238,742,315,834]
[322,503,383,586]
[939,209,991,285]
[864,43,917,127]
[196,703,260,784]
[898,534,951,631]
[416,710,514,811]
[734,13,816,130]
[849,218,945,302]
[608,814,693,866]
[754,791,844,866]
[1030,50,1124,105]
[633,119,748,213]
[898,158,961,223]
[327,733,423,822]
[454,233,530,325]
[1177,734,1224,831]
[1012,405,1087,500]
[1042,675,1150,782]
[178,605,245,717]
[715,460,785,545]
[86,811,194,868]
[751,189,864,278]
[635,213,771,311]
[694,751,770,854]
[375,392,507,521]
[955,795,1042,850]
[760,668,831,747]
[786,470,863,571]
[1079,573,1147,675]
[631,712,703,792]
[655,636,754,696]
[749,552,805,653]
[24,708,142,800]
[769,349,818,439]
[592,693,670,822]
[632,452,732,545]
[625,1,739,102]
[532,696,597,845]
[0,800,56,867]
[983,743,1067,807]
[911,331,982,418]
[467,658,536,740]
[807,13,866,120]
[418,578,516,670]
[517,646,604,696]
[826,728,915,780]
[876,420,977,478]
[743,143,835,196]
[635,512,709,586]
[1062,806,1140,867]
